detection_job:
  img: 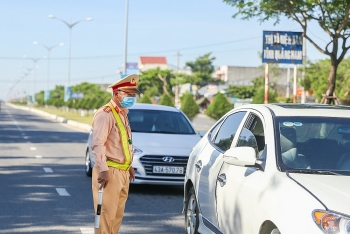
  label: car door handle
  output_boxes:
[195,160,202,172]
[217,173,226,187]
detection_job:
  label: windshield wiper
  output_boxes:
[286,169,341,176]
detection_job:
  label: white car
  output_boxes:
[184,104,350,234]
[85,103,203,185]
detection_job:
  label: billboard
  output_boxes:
[126,62,138,69]
[262,31,303,64]
[71,92,84,99]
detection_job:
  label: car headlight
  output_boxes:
[313,210,350,233]
[133,146,142,155]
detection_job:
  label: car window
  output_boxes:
[128,109,195,134]
[213,111,246,151]
[236,114,265,158]
[276,116,350,173]
[209,119,224,142]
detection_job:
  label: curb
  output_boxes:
[6,103,92,133]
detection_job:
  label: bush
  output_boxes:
[138,94,153,104]
[180,93,199,120]
[159,93,174,106]
[276,96,293,103]
[206,93,232,120]
[251,87,277,104]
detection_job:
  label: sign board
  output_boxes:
[71,92,84,99]
[64,86,72,102]
[262,31,303,64]
[44,90,50,102]
[297,88,303,97]
[126,62,138,69]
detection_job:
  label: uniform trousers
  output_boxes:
[92,166,130,234]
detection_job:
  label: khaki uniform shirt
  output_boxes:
[92,99,133,173]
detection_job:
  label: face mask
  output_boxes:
[120,96,136,108]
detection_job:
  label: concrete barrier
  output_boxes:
[6,103,91,132]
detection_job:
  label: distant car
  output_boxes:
[184,104,350,234]
[85,103,203,185]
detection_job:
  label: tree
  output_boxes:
[138,68,174,96]
[302,57,350,103]
[206,92,232,120]
[46,85,64,106]
[180,93,199,120]
[252,87,277,104]
[223,0,350,103]
[35,91,45,106]
[159,93,174,106]
[227,85,255,99]
[186,53,217,87]
[138,94,153,104]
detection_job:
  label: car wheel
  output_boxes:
[184,187,199,234]
[85,149,92,177]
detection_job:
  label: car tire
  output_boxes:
[184,187,199,234]
[85,149,92,177]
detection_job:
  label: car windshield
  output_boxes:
[276,116,350,175]
[128,109,196,134]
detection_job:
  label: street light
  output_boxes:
[33,41,64,90]
[48,15,92,92]
[23,56,42,103]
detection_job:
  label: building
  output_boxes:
[138,56,168,71]
[214,65,302,97]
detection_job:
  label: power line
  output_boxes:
[0,36,261,60]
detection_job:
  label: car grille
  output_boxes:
[139,155,188,176]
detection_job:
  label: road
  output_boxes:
[0,104,187,234]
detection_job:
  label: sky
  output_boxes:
[1,0,333,101]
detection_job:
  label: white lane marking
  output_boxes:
[56,188,70,196]
[80,228,94,234]
[23,136,29,139]
[43,167,53,173]
[30,147,36,150]
[35,155,42,158]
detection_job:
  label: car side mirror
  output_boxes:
[223,147,257,167]
[197,130,207,138]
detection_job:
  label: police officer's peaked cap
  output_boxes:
[108,74,140,93]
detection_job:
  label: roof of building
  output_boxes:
[139,56,167,65]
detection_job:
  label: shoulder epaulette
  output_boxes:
[103,106,112,113]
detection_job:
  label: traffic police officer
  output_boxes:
[92,74,139,234]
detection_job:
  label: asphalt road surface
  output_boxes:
[0,104,185,234]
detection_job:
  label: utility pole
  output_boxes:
[301,36,307,103]
[175,50,182,107]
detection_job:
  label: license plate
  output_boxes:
[153,166,184,174]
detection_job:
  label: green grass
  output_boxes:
[34,107,94,125]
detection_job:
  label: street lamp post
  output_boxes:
[23,56,41,104]
[49,14,92,101]
[123,0,129,75]
[33,41,64,91]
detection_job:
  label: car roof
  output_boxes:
[235,103,350,118]
[130,103,180,112]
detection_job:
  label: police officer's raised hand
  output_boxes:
[98,171,109,189]
[129,166,135,182]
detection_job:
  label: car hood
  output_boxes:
[290,174,350,215]
[132,132,201,156]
